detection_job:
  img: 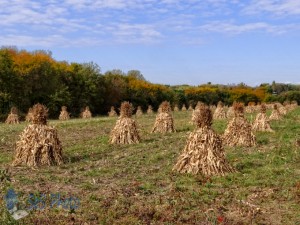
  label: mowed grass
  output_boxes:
[1,108,300,224]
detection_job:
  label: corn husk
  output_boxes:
[81,106,92,119]
[59,106,70,120]
[223,103,256,147]
[5,107,19,124]
[213,101,227,119]
[108,106,118,117]
[173,106,234,176]
[110,102,140,144]
[12,103,63,167]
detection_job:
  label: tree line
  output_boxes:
[0,47,299,120]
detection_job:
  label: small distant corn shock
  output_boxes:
[188,104,193,111]
[191,101,206,125]
[278,103,287,115]
[173,105,235,176]
[12,103,63,167]
[213,101,227,119]
[223,102,256,147]
[135,106,143,117]
[227,106,235,119]
[291,100,298,110]
[209,105,216,113]
[108,106,117,117]
[269,103,282,121]
[152,101,175,133]
[181,104,187,111]
[5,107,19,124]
[173,105,179,112]
[252,104,274,132]
[59,106,70,120]
[245,102,256,114]
[110,101,140,144]
[81,106,92,119]
[147,105,154,114]
[25,107,33,122]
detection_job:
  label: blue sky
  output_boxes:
[1,0,300,85]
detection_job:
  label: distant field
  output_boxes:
[1,109,300,224]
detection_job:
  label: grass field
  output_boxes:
[1,108,300,224]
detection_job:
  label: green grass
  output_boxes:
[1,109,300,224]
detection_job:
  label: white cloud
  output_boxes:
[244,0,300,16]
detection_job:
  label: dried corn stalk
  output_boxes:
[108,106,117,117]
[223,102,256,147]
[59,106,70,120]
[135,106,143,117]
[110,102,140,144]
[173,105,179,112]
[12,103,63,167]
[5,107,19,124]
[269,104,282,121]
[173,105,234,176]
[147,105,154,114]
[25,107,33,122]
[213,101,227,119]
[252,104,274,132]
[81,106,92,119]
[152,101,175,133]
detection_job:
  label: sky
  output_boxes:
[1,0,300,86]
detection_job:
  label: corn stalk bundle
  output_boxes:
[227,106,235,119]
[195,101,205,110]
[188,104,193,111]
[223,103,256,147]
[213,101,227,119]
[59,106,70,120]
[209,105,216,113]
[245,106,255,114]
[173,105,179,112]
[110,102,140,144]
[252,104,274,132]
[25,107,33,122]
[108,106,118,117]
[173,106,234,176]
[278,104,287,115]
[12,103,63,167]
[81,106,92,119]
[135,106,143,117]
[269,104,282,121]
[181,104,187,111]
[152,101,175,133]
[5,107,19,124]
[147,105,154,114]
